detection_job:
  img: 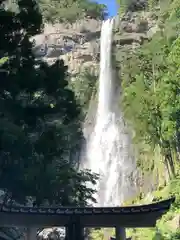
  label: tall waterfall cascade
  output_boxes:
[82,18,137,207]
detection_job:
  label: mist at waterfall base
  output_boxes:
[81,18,137,207]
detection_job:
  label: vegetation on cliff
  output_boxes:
[113,0,180,239]
[5,0,108,23]
[0,0,98,206]
[120,0,180,181]
[70,69,98,117]
[38,0,107,23]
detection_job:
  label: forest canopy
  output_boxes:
[5,0,108,23]
[39,0,108,23]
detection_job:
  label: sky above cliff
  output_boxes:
[96,0,118,16]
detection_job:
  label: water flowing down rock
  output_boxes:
[83,18,137,207]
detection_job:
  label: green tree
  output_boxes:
[0,0,98,206]
[70,69,98,116]
[38,0,107,23]
[118,0,180,177]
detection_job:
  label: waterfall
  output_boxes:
[83,18,136,207]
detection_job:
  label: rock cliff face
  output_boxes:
[31,18,101,77]
[31,6,159,80]
[113,7,159,60]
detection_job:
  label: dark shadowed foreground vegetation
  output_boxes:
[0,0,99,206]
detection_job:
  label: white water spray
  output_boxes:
[83,18,136,207]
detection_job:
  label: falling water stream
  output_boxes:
[83,18,136,207]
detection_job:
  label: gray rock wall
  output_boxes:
[31,19,102,76]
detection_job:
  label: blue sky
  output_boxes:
[96,0,118,16]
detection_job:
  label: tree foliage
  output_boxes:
[117,0,180,177]
[70,69,98,116]
[5,0,108,23]
[0,0,98,206]
[38,0,108,23]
